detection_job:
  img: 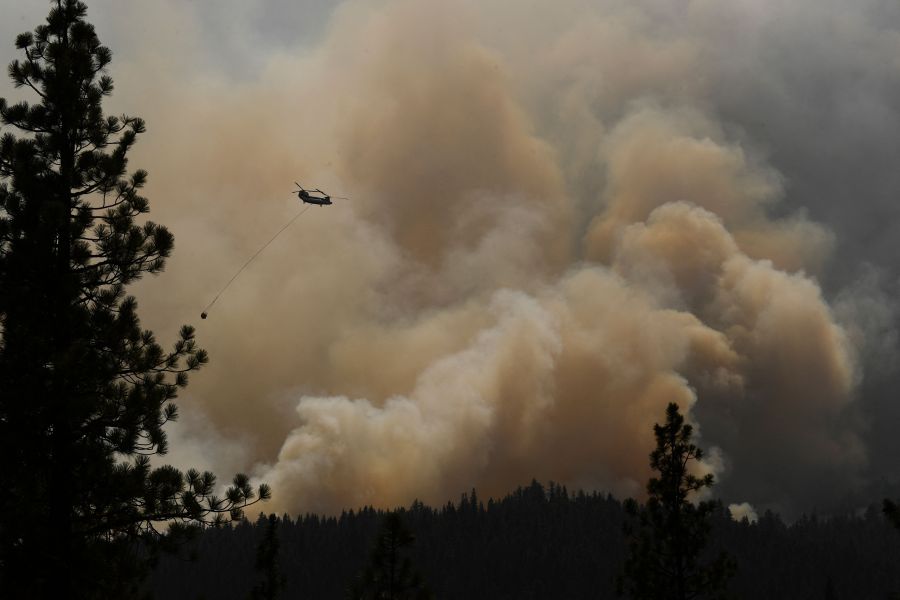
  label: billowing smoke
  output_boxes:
[258,195,859,513]
[4,0,898,517]
[728,502,759,524]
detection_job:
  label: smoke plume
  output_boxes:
[4,0,898,517]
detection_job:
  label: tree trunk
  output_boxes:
[49,12,75,596]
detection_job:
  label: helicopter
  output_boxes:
[293,182,333,206]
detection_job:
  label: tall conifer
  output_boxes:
[251,514,286,600]
[618,403,735,600]
[0,2,269,596]
[348,511,434,600]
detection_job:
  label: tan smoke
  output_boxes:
[92,0,867,515]
[261,200,858,513]
[585,105,834,275]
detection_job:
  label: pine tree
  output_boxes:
[824,577,838,600]
[348,511,434,600]
[250,514,286,600]
[883,498,900,531]
[885,500,900,599]
[0,2,269,596]
[618,403,735,600]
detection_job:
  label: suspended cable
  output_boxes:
[200,205,312,319]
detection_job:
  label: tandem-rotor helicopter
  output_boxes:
[293,182,333,206]
[200,182,346,319]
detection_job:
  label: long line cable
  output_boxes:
[201,205,311,318]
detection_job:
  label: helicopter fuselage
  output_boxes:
[294,184,333,206]
[300,194,332,206]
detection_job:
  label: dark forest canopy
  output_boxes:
[153,481,900,600]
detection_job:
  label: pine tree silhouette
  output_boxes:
[884,500,900,599]
[824,577,838,600]
[0,2,269,596]
[883,498,900,531]
[348,511,434,600]
[618,403,735,600]
[250,514,286,600]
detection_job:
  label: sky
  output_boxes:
[3,0,900,519]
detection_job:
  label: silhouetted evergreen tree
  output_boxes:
[348,511,434,600]
[0,2,268,597]
[619,403,735,600]
[884,498,900,531]
[824,577,837,600]
[250,513,286,600]
[885,501,900,598]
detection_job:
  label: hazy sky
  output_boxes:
[3,0,900,518]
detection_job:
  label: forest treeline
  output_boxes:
[152,481,900,600]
